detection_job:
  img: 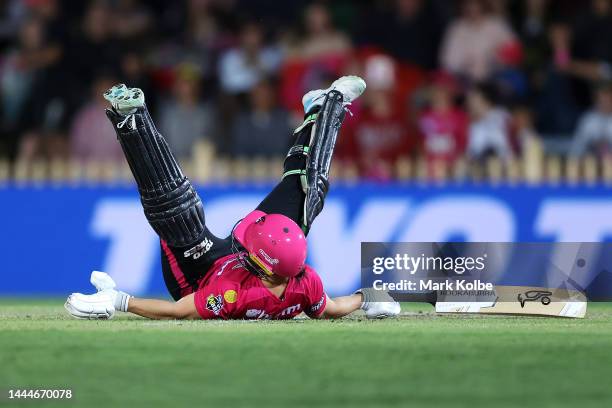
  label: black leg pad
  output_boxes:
[106,106,206,247]
[303,90,345,232]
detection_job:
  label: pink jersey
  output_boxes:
[194,254,327,320]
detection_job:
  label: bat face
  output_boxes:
[436,285,587,318]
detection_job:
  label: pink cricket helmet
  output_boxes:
[233,210,307,278]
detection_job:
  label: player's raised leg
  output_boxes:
[104,84,208,248]
[256,75,366,234]
[104,85,228,299]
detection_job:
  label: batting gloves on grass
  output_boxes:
[65,271,131,320]
[355,288,401,319]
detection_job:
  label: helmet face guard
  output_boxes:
[231,211,307,279]
[230,231,269,279]
[247,252,274,277]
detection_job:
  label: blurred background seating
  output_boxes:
[1,0,612,184]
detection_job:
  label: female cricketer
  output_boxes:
[64,76,400,320]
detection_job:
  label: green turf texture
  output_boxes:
[1,300,612,408]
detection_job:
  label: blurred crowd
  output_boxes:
[1,0,612,181]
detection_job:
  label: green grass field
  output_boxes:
[2,300,612,408]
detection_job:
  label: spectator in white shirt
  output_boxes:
[159,63,215,160]
[571,82,612,157]
[440,0,516,82]
[466,84,513,160]
[218,22,282,95]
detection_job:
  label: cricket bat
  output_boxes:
[435,285,587,318]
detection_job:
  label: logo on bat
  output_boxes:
[517,290,553,308]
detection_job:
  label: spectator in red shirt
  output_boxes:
[339,55,414,180]
[69,74,124,163]
[418,72,468,166]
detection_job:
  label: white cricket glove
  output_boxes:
[355,288,401,319]
[64,271,131,320]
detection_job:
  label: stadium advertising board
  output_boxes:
[2,183,611,296]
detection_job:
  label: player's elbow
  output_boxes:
[320,302,344,319]
[172,295,200,319]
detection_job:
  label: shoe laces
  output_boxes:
[343,102,354,117]
[117,113,136,130]
[311,92,354,116]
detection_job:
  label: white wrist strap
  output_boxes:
[354,289,368,309]
[114,291,132,312]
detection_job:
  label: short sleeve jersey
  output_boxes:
[194,254,327,320]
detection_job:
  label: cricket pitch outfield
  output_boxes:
[1,300,612,408]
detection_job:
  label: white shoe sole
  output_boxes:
[302,75,366,113]
[103,84,145,114]
[329,75,367,103]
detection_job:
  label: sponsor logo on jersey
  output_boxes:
[184,238,214,259]
[224,289,238,303]
[205,294,223,315]
[245,309,271,319]
[245,304,303,319]
[258,249,279,265]
[279,303,301,317]
[309,294,326,314]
